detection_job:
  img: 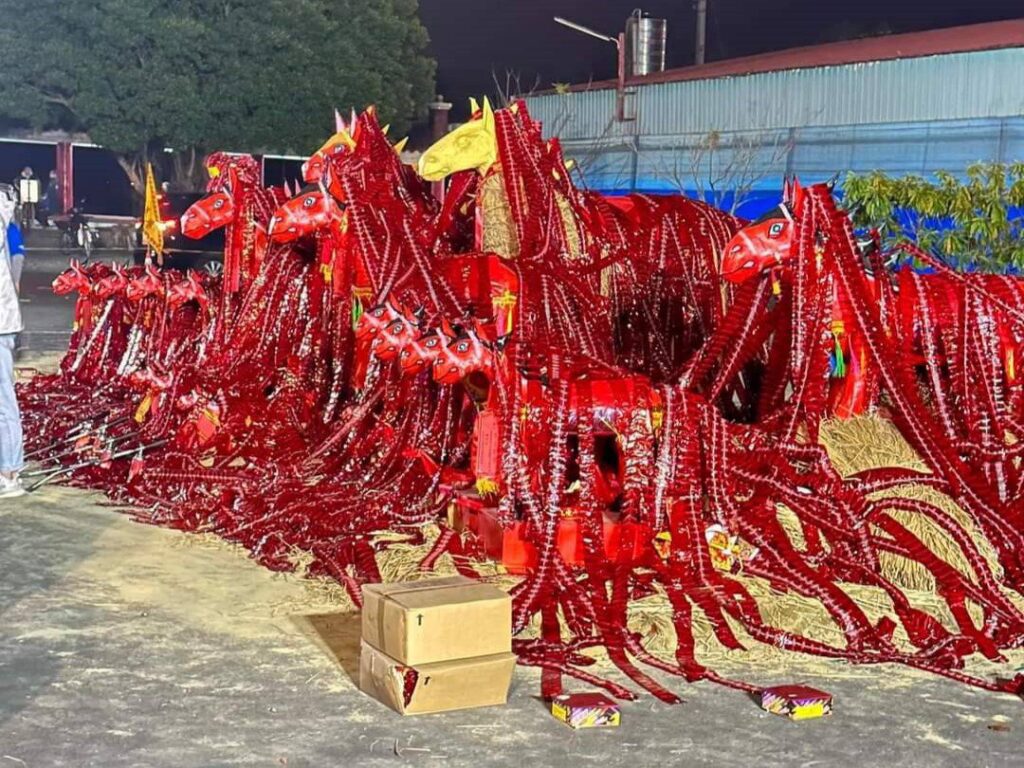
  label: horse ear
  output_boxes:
[481,97,495,130]
[393,137,409,155]
[334,108,346,133]
[791,178,806,214]
[469,97,480,116]
[440,317,457,339]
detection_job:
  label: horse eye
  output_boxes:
[213,199,224,209]
[457,342,469,352]
[303,196,316,208]
[426,339,437,347]
[769,222,784,237]
[742,260,755,269]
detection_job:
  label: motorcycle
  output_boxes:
[54,202,100,262]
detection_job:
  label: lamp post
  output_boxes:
[553,17,628,122]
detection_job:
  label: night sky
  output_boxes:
[419,0,1023,120]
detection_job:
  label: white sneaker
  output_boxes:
[0,475,26,498]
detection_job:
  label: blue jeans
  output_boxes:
[0,334,23,473]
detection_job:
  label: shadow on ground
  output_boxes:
[292,612,362,685]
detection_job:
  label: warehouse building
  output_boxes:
[524,20,1024,218]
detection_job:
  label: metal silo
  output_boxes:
[625,9,667,77]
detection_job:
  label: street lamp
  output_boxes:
[553,16,618,45]
[552,16,629,122]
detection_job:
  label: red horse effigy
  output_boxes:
[19,100,1024,705]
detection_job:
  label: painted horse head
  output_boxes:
[719,178,815,283]
[93,263,131,300]
[354,302,401,342]
[418,97,498,182]
[167,270,210,312]
[399,332,444,377]
[203,152,260,193]
[180,191,234,238]
[52,259,92,296]
[432,319,496,385]
[302,111,359,184]
[269,188,344,243]
[371,306,421,361]
[125,264,165,303]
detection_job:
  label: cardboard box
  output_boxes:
[550,693,621,728]
[359,641,515,715]
[760,685,833,720]
[362,576,511,665]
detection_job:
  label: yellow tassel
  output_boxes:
[134,393,152,424]
[475,477,500,497]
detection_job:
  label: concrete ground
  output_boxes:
[0,246,1020,767]
[18,250,81,356]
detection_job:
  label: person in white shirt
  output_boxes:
[0,185,25,497]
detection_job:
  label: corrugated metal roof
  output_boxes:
[526,48,1024,140]
[549,19,1024,93]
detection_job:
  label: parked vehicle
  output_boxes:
[133,192,224,274]
[53,202,100,261]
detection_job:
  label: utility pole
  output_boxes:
[695,0,708,65]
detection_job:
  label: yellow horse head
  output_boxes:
[418,97,498,181]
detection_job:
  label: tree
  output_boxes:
[0,0,435,195]
[844,164,1024,272]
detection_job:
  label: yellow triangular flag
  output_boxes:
[142,163,164,258]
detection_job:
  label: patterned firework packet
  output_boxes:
[550,693,621,729]
[760,685,833,720]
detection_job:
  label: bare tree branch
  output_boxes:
[659,124,794,215]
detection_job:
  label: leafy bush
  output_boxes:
[844,163,1024,272]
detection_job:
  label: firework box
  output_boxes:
[550,693,621,728]
[361,576,511,665]
[760,685,833,720]
[359,641,515,715]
